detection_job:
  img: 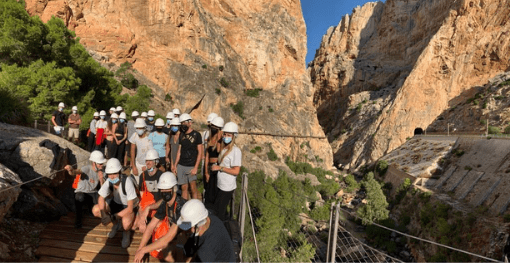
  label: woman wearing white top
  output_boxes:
[210,122,241,221]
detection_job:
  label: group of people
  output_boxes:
[62,103,241,262]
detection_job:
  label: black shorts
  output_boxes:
[159,157,167,168]
[108,200,125,214]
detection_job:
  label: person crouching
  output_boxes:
[92,158,139,248]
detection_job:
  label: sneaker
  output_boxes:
[121,230,131,248]
[108,222,121,238]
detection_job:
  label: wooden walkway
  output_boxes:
[37,214,159,262]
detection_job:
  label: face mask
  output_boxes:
[59,108,63,112]
[120,119,125,123]
[148,167,154,173]
[167,120,171,125]
[155,127,163,133]
[223,137,232,145]
[112,119,117,123]
[108,177,120,184]
[148,117,154,121]
[162,192,173,202]
[136,129,144,136]
[180,125,189,133]
[100,116,105,120]
[210,127,219,135]
[72,110,77,114]
[171,126,179,133]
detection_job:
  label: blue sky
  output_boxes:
[302,0,385,64]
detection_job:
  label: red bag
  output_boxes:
[72,174,81,189]
[150,217,170,259]
[140,173,157,217]
[96,128,105,145]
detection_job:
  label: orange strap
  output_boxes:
[72,174,81,189]
[150,216,170,258]
[140,172,156,211]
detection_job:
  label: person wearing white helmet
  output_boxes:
[51,102,66,136]
[146,110,156,132]
[109,112,128,162]
[87,112,100,151]
[133,149,164,233]
[210,122,241,221]
[108,107,116,121]
[141,111,148,121]
[173,113,203,200]
[104,113,118,159]
[64,150,106,228]
[67,106,82,144]
[92,158,139,249]
[134,172,187,262]
[202,112,218,143]
[126,111,139,167]
[172,108,181,119]
[203,116,224,209]
[148,118,169,171]
[116,106,124,115]
[177,199,235,262]
[129,118,154,185]
[167,118,181,170]
[163,112,174,135]
[94,110,108,153]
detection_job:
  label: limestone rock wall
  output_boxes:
[25,0,333,171]
[0,164,22,223]
[309,0,510,170]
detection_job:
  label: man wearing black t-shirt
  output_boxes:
[51,102,66,136]
[172,113,203,200]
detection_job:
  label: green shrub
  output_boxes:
[488,126,500,134]
[164,93,173,102]
[219,65,224,71]
[202,64,207,69]
[230,101,245,119]
[344,174,360,193]
[267,147,278,161]
[215,88,221,95]
[375,160,389,176]
[494,95,505,100]
[245,88,262,97]
[219,77,229,87]
[503,213,510,223]
[356,103,362,112]
[498,80,510,87]
[357,172,389,224]
[480,119,487,125]
[268,107,274,113]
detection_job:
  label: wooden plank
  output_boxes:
[39,255,87,262]
[43,225,143,240]
[39,239,136,255]
[40,231,141,246]
[37,246,132,262]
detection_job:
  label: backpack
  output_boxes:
[108,174,140,198]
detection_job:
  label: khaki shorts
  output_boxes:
[177,164,197,185]
[68,128,79,139]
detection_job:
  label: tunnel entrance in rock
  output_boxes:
[414,128,424,135]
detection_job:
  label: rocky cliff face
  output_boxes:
[309,0,510,170]
[25,0,333,172]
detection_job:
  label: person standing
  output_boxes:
[112,112,128,162]
[172,109,181,120]
[146,110,156,133]
[163,112,174,135]
[88,112,99,151]
[126,111,139,166]
[167,118,181,171]
[68,106,82,144]
[51,102,66,137]
[105,113,118,159]
[204,117,224,209]
[211,122,241,221]
[95,110,108,154]
[130,118,154,186]
[172,114,202,200]
[148,118,169,172]
[92,158,139,249]
[65,150,106,228]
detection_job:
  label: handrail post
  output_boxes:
[326,202,336,262]
[47,120,51,133]
[330,203,340,263]
[239,172,248,260]
[34,119,37,129]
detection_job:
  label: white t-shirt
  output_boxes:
[217,146,242,192]
[75,165,99,193]
[98,177,138,206]
[129,133,154,166]
[96,119,108,129]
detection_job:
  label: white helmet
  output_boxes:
[93,112,99,117]
[145,149,159,161]
[177,199,209,230]
[207,113,218,123]
[172,108,181,115]
[134,118,146,128]
[89,150,106,164]
[158,172,178,190]
[223,122,238,133]
[110,113,119,119]
[179,113,192,123]
[155,118,165,127]
[58,102,65,108]
[211,117,224,128]
[166,112,174,119]
[100,110,106,116]
[131,111,139,117]
[109,107,116,112]
[170,118,181,126]
[119,112,127,119]
[147,110,155,116]
[105,158,122,174]
[141,112,148,118]
[116,106,123,112]
[72,106,78,111]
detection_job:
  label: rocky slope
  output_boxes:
[309,0,510,170]
[25,0,333,172]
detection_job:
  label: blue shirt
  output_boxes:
[148,132,168,157]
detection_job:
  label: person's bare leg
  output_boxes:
[189,181,198,199]
[181,184,189,200]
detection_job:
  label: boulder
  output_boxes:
[0,123,90,221]
[0,164,21,223]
